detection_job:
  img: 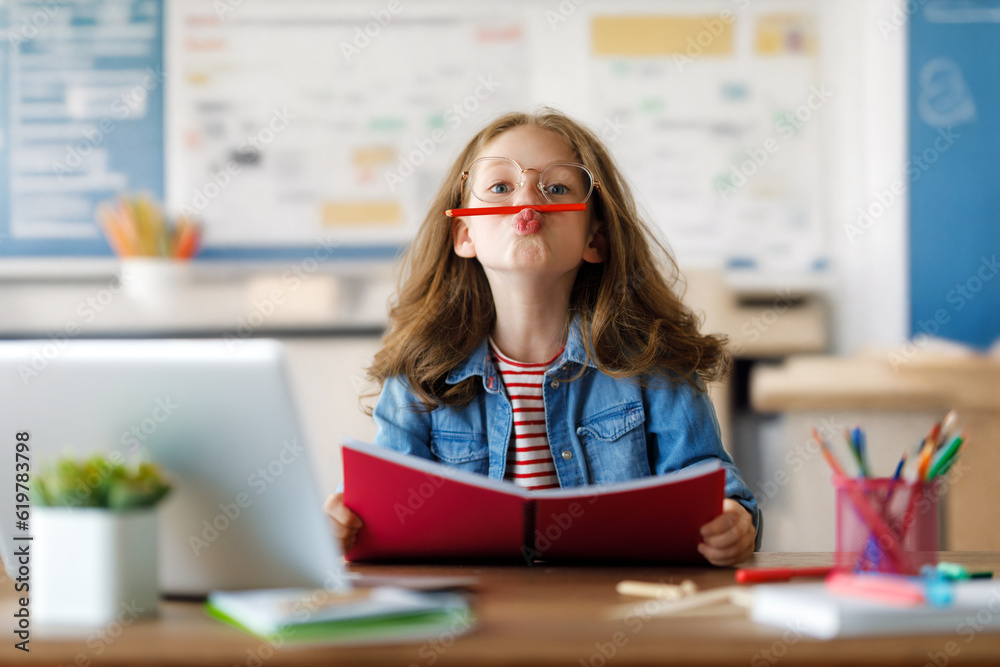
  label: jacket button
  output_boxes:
[550,380,559,388]
[561,450,572,460]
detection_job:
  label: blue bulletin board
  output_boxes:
[0,0,164,257]
[908,1,1000,348]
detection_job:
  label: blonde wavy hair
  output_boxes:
[366,108,730,412]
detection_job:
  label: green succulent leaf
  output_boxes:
[33,455,172,510]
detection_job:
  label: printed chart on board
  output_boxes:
[590,11,827,273]
[166,1,530,250]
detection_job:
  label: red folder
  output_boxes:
[341,439,725,564]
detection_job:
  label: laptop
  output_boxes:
[0,338,345,597]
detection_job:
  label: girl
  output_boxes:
[325,108,759,565]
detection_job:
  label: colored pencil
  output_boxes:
[444,203,587,217]
[96,195,200,259]
[927,432,966,479]
[811,428,846,476]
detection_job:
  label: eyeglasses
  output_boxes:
[460,157,599,206]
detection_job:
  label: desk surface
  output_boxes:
[6,552,1000,667]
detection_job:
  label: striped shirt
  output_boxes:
[490,340,563,491]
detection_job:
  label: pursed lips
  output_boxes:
[512,207,543,235]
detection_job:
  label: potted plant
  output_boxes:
[30,455,172,626]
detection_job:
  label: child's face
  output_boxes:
[452,126,604,282]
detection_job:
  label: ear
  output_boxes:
[452,217,477,258]
[582,221,605,264]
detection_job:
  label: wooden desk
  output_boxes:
[6,553,1000,666]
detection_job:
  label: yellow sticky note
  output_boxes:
[755,14,817,56]
[591,15,734,57]
[322,201,402,227]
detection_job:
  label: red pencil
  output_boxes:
[444,203,587,217]
[173,220,201,259]
[735,566,833,584]
[811,428,846,476]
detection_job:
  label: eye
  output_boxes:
[544,183,571,196]
[488,181,513,194]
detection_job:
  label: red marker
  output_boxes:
[444,203,587,217]
[735,566,833,584]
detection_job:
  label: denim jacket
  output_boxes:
[372,319,761,542]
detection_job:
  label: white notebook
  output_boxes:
[751,580,1000,639]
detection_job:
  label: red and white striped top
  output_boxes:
[490,340,563,491]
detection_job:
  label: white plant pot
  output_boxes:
[33,507,159,626]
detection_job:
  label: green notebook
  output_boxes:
[206,586,474,647]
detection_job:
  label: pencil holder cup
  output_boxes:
[833,475,940,575]
[120,257,190,314]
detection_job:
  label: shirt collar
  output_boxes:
[445,314,598,387]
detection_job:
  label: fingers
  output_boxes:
[700,500,744,542]
[323,492,363,554]
[698,538,754,566]
[698,500,756,566]
[323,492,364,528]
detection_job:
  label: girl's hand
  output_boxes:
[323,492,364,556]
[698,498,756,566]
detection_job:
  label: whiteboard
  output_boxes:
[2,0,828,275]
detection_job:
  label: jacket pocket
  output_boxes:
[575,402,650,483]
[429,429,490,475]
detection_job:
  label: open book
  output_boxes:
[341,438,725,564]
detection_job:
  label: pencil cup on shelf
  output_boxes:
[30,456,172,626]
[119,257,192,314]
[99,194,202,314]
[833,475,940,576]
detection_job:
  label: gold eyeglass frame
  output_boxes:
[460,156,601,206]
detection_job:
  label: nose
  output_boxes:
[510,169,547,206]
